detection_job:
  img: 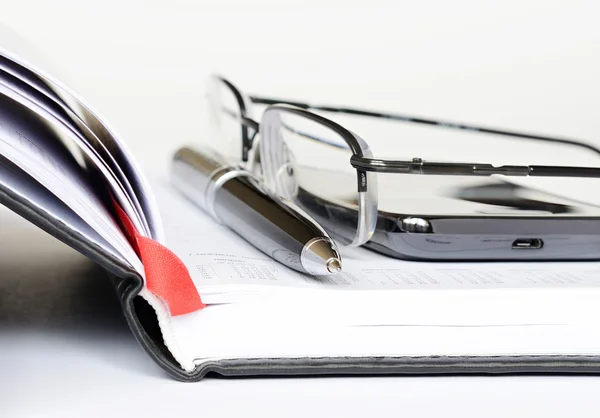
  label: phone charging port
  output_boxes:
[512,238,544,250]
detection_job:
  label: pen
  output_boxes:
[171,146,342,275]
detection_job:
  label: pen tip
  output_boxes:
[326,258,342,273]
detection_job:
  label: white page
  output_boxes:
[173,290,600,369]
[0,153,125,264]
[176,285,600,328]
[0,58,149,236]
[0,51,163,242]
[184,319,600,364]
[0,93,143,274]
[0,70,148,237]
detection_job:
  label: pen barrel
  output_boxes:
[171,146,233,218]
[213,174,324,272]
[171,146,341,275]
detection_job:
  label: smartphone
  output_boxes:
[295,172,600,261]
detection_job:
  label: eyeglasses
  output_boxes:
[206,74,600,248]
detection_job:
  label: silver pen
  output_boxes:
[171,146,342,275]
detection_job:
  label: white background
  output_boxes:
[2,0,600,416]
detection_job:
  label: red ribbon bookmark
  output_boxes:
[113,199,206,316]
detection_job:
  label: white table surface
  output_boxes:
[2,1,600,416]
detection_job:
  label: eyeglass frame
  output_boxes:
[209,74,600,246]
[212,74,600,181]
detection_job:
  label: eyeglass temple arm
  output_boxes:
[249,95,600,158]
[240,116,259,133]
[351,156,600,178]
[220,106,258,161]
[262,110,600,180]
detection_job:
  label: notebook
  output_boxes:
[3,41,600,382]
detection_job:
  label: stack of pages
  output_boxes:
[157,182,600,372]
[1,41,600,381]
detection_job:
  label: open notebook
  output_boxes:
[3,42,600,382]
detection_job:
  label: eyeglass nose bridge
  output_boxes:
[239,116,263,177]
[254,125,299,199]
[240,115,259,163]
[274,142,299,199]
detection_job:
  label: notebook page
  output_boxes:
[0,68,148,236]
[183,318,600,366]
[155,177,600,305]
[0,51,163,242]
[0,93,143,274]
[0,153,124,264]
[0,56,149,236]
